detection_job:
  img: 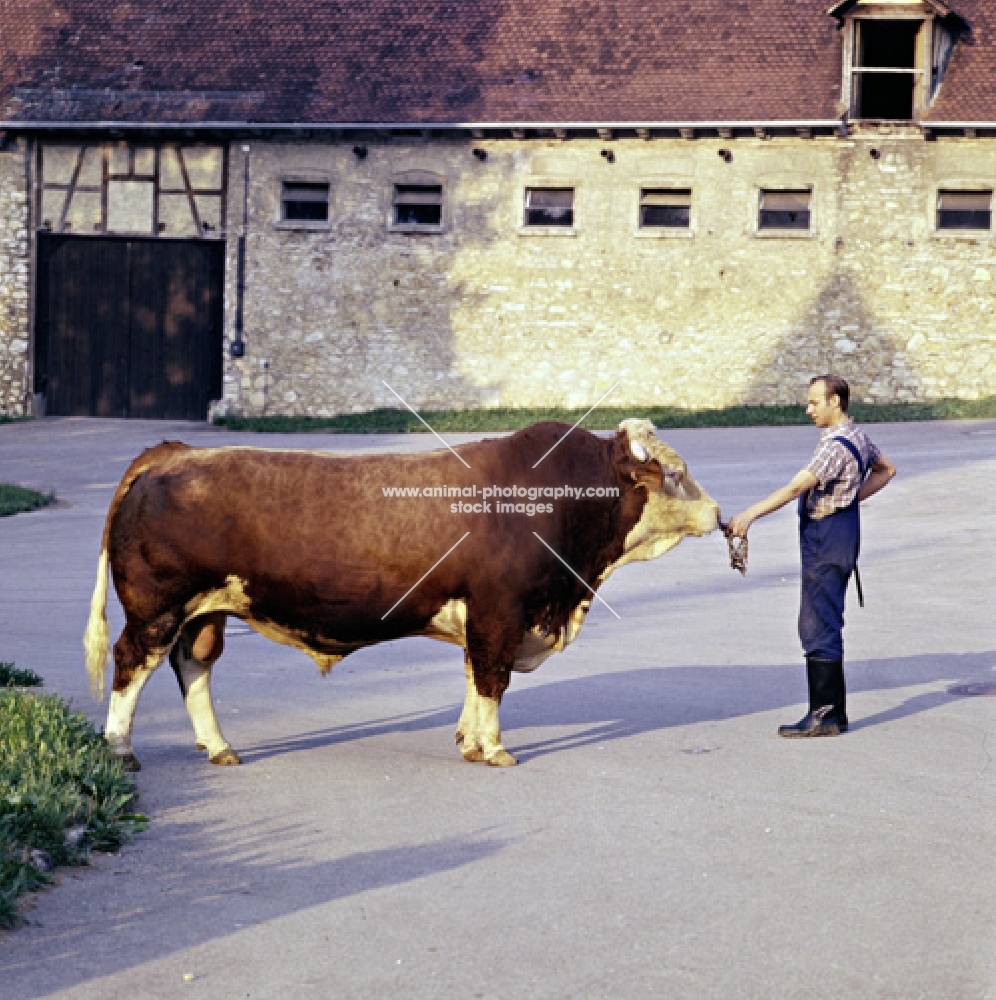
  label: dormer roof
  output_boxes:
[827,0,956,20]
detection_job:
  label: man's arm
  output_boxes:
[727,469,818,537]
[858,453,896,502]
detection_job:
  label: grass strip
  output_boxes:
[0,663,43,688]
[0,684,147,928]
[214,395,996,434]
[0,484,56,518]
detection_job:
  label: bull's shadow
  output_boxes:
[239,649,996,765]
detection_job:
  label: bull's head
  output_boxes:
[610,418,720,570]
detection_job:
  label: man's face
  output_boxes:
[806,381,843,428]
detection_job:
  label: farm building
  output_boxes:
[1,0,995,419]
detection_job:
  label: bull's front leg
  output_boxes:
[455,624,517,767]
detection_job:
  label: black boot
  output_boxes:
[778,656,848,737]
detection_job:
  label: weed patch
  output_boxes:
[0,683,147,928]
[0,484,56,518]
[0,663,43,688]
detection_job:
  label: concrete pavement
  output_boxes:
[0,415,993,999]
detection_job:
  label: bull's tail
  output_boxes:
[84,549,110,700]
[83,440,191,701]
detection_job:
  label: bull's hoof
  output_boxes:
[485,748,518,768]
[209,747,242,766]
[458,738,487,763]
[118,752,141,772]
[195,741,206,751]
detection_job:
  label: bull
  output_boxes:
[84,419,719,770]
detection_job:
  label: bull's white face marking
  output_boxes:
[630,439,649,462]
[600,419,720,584]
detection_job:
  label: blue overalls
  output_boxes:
[797,438,866,661]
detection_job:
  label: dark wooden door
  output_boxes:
[36,235,224,419]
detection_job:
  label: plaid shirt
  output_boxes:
[803,418,881,519]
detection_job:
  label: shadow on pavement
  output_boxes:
[0,780,510,997]
[237,650,996,766]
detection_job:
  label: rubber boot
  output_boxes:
[778,656,847,737]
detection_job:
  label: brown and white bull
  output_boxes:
[84,418,719,770]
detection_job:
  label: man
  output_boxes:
[727,375,896,736]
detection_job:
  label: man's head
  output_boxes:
[806,374,849,428]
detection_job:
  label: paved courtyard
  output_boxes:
[0,415,993,999]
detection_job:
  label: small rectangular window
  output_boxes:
[393,184,443,227]
[759,189,811,231]
[524,187,574,227]
[640,188,691,228]
[936,190,992,231]
[282,182,330,222]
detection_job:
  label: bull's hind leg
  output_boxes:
[170,613,240,766]
[106,621,174,772]
[454,646,517,768]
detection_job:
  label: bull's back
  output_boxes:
[109,447,486,628]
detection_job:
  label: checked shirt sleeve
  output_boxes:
[805,437,847,488]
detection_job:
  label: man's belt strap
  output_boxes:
[833,435,866,608]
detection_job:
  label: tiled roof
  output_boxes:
[0,1,991,126]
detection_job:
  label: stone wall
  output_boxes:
[2,130,994,419]
[219,129,996,416]
[0,137,30,417]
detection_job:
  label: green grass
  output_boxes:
[0,663,43,688]
[0,484,56,517]
[0,681,147,928]
[214,395,996,434]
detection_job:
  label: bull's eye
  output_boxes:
[629,440,649,463]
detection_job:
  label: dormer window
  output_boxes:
[830,1,968,122]
[852,19,922,119]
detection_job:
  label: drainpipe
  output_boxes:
[230,143,249,358]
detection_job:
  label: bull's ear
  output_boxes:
[614,434,664,490]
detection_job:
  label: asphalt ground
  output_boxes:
[0,416,993,1000]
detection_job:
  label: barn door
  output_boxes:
[36,235,224,420]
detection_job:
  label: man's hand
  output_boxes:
[726,470,819,537]
[726,510,755,538]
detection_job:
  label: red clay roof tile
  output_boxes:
[0,0,991,125]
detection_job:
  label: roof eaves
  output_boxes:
[0,119,848,132]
